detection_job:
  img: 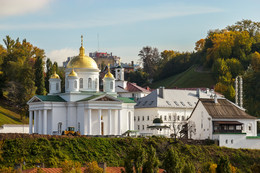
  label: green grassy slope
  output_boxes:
[151,65,216,89]
[0,101,28,126]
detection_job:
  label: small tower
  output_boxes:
[115,59,124,81]
[103,64,115,93]
[66,69,79,93]
[49,71,61,94]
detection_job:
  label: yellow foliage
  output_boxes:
[209,163,217,173]
[230,164,237,173]
[84,161,103,173]
[215,82,228,94]
[60,160,81,173]
[251,51,260,72]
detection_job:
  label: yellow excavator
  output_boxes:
[62,127,80,136]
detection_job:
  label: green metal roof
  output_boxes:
[117,97,136,103]
[36,95,66,102]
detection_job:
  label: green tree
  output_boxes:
[226,58,244,78]
[182,161,195,173]
[84,161,103,173]
[138,46,160,79]
[142,145,159,173]
[162,148,183,173]
[249,51,260,72]
[128,69,149,87]
[34,56,46,95]
[45,58,53,93]
[216,156,231,173]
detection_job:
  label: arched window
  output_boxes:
[110,81,113,90]
[56,83,59,90]
[58,122,62,134]
[88,78,92,89]
[74,81,77,88]
[95,78,98,89]
[80,78,83,88]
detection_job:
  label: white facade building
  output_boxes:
[27,36,135,136]
[134,87,218,137]
[188,97,260,149]
[114,64,150,100]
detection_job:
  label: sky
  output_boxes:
[0,0,260,65]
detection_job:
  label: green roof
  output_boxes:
[36,95,66,102]
[117,97,136,103]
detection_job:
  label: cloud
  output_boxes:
[0,0,53,18]
[0,3,222,30]
[46,48,78,66]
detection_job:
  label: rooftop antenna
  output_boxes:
[97,33,99,51]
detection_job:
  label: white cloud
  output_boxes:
[0,3,222,30]
[46,48,78,66]
[0,0,53,18]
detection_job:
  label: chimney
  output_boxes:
[214,94,218,103]
[196,88,201,98]
[235,76,238,105]
[239,76,243,108]
[158,86,165,98]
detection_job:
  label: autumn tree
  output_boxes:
[128,69,149,87]
[84,161,103,173]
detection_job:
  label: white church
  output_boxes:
[27,36,135,136]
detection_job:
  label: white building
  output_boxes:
[188,97,260,149]
[114,63,150,99]
[27,36,135,136]
[134,87,218,137]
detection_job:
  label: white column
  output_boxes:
[43,109,47,135]
[118,109,121,135]
[87,109,92,135]
[38,110,42,134]
[108,109,111,135]
[29,111,33,134]
[98,109,102,135]
[33,110,37,133]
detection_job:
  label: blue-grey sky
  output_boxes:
[0,0,259,65]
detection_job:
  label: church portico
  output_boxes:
[27,36,135,136]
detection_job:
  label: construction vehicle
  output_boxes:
[62,127,80,136]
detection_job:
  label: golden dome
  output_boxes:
[67,35,99,70]
[68,69,78,77]
[104,64,114,79]
[50,71,60,79]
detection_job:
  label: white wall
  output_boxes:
[213,134,260,149]
[0,124,32,133]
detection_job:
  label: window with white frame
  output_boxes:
[80,78,83,88]
[88,78,92,89]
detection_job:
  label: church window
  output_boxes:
[174,101,179,106]
[56,83,59,90]
[80,78,83,88]
[74,81,77,88]
[134,116,136,121]
[225,139,228,144]
[142,116,144,121]
[137,125,140,130]
[88,78,92,89]
[142,125,144,130]
[231,139,233,144]
[110,81,113,90]
[147,116,149,121]
[78,122,80,132]
[177,116,180,121]
[138,116,140,121]
[95,78,98,89]
[177,125,180,130]
[58,122,62,134]
[164,116,167,121]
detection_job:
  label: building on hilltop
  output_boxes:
[134,87,219,137]
[27,36,135,136]
[188,97,260,149]
[89,51,120,70]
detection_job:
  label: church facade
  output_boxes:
[27,36,135,136]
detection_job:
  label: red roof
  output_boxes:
[126,82,150,93]
[23,167,165,173]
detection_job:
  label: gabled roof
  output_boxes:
[199,98,256,119]
[126,82,150,93]
[135,88,215,109]
[27,95,66,103]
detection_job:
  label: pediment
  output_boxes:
[27,96,42,104]
[96,96,116,101]
[91,94,121,102]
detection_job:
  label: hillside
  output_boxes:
[151,65,216,89]
[0,100,28,126]
[0,135,259,172]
